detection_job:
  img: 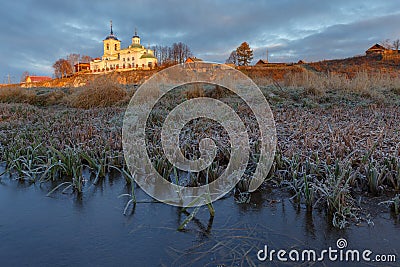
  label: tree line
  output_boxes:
[154,41,255,66]
[152,42,193,66]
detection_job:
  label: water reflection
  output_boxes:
[0,175,399,266]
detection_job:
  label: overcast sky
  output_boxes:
[1,0,400,82]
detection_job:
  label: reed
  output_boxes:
[379,194,400,215]
[0,79,398,229]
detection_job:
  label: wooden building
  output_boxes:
[365,44,388,55]
[255,59,269,65]
[185,57,203,63]
[74,62,91,73]
[25,76,52,83]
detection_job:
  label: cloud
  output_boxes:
[0,0,399,81]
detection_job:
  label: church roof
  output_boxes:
[140,53,156,59]
[105,34,118,41]
[129,44,143,49]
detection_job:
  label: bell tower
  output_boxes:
[103,20,121,57]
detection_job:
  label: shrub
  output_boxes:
[35,90,67,106]
[184,83,205,99]
[68,77,127,109]
[0,87,35,104]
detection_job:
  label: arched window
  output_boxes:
[115,44,118,50]
[106,44,109,50]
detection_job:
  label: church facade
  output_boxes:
[90,22,157,72]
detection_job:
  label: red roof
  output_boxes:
[26,76,52,83]
[185,57,203,63]
[74,62,91,67]
[256,59,269,65]
[366,43,387,51]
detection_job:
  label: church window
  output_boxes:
[115,44,118,50]
[106,44,109,50]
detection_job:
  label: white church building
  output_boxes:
[90,21,157,72]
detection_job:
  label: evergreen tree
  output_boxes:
[236,42,253,66]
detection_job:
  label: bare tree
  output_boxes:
[152,45,171,66]
[21,71,30,83]
[67,53,80,71]
[236,42,253,66]
[226,50,238,65]
[53,58,73,78]
[392,39,400,51]
[153,42,192,66]
[80,55,92,63]
[381,39,392,49]
[171,42,192,64]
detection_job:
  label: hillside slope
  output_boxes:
[14,55,400,88]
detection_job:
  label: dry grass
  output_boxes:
[68,77,127,109]
[35,90,67,106]
[184,83,205,99]
[0,87,36,104]
[184,84,233,100]
[282,70,400,99]
[0,87,66,106]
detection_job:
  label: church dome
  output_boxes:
[140,53,156,59]
[105,34,118,41]
[129,44,143,49]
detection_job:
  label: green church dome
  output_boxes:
[140,53,156,59]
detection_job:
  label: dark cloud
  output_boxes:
[1,0,399,82]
